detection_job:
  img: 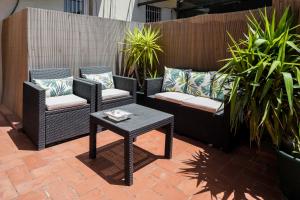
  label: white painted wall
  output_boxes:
[97,0,175,22]
[161,8,174,21]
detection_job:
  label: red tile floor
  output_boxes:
[0,113,285,200]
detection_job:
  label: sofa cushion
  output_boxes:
[33,77,73,97]
[162,67,189,93]
[211,73,233,101]
[102,88,130,101]
[46,94,87,111]
[155,92,194,104]
[181,96,224,113]
[186,71,211,98]
[82,72,114,89]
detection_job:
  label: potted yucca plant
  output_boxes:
[123,26,163,91]
[219,8,300,199]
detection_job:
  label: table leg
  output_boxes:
[89,121,97,159]
[164,122,173,159]
[124,136,133,186]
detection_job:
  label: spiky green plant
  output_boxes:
[123,26,163,89]
[219,7,300,154]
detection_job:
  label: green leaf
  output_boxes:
[277,7,290,34]
[254,39,267,47]
[282,72,294,113]
[297,67,300,85]
[267,60,281,78]
[260,100,270,126]
[260,79,273,102]
[287,41,300,53]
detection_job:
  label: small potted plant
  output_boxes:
[122,26,163,92]
[219,7,300,199]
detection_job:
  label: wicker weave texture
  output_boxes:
[79,67,137,111]
[30,68,71,80]
[145,78,232,151]
[23,69,96,149]
[89,104,174,185]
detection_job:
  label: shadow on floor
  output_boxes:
[179,147,281,200]
[7,128,36,151]
[76,139,164,186]
[7,126,89,151]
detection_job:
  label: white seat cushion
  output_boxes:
[155,92,195,104]
[46,94,87,111]
[181,96,224,113]
[102,88,130,101]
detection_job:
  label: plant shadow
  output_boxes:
[179,147,283,200]
[76,139,163,185]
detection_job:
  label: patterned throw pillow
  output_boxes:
[186,72,211,98]
[33,77,73,98]
[82,72,114,90]
[162,67,189,93]
[211,73,232,101]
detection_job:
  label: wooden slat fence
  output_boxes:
[1,0,298,118]
[2,8,143,118]
[149,8,271,72]
[2,9,28,118]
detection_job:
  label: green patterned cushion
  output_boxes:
[162,67,189,93]
[211,73,232,101]
[82,72,114,90]
[33,77,73,98]
[186,72,211,98]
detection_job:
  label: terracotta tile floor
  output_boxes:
[0,113,285,200]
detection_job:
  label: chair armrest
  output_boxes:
[77,78,103,110]
[113,75,137,102]
[23,81,46,150]
[73,78,96,112]
[145,77,163,96]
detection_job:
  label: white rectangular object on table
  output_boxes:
[104,109,132,122]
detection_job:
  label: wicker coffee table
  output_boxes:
[89,104,174,186]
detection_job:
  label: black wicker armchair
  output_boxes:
[79,66,137,111]
[23,68,96,150]
[144,78,233,151]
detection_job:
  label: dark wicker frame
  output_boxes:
[79,66,137,111]
[144,77,233,151]
[88,104,174,186]
[23,68,96,150]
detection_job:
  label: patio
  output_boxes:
[0,1,299,199]
[0,111,283,200]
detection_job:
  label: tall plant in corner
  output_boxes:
[123,26,163,90]
[219,7,300,152]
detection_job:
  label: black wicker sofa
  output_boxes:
[79,66,137,111]
[144,76,233,152]
[23,68,96,150]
